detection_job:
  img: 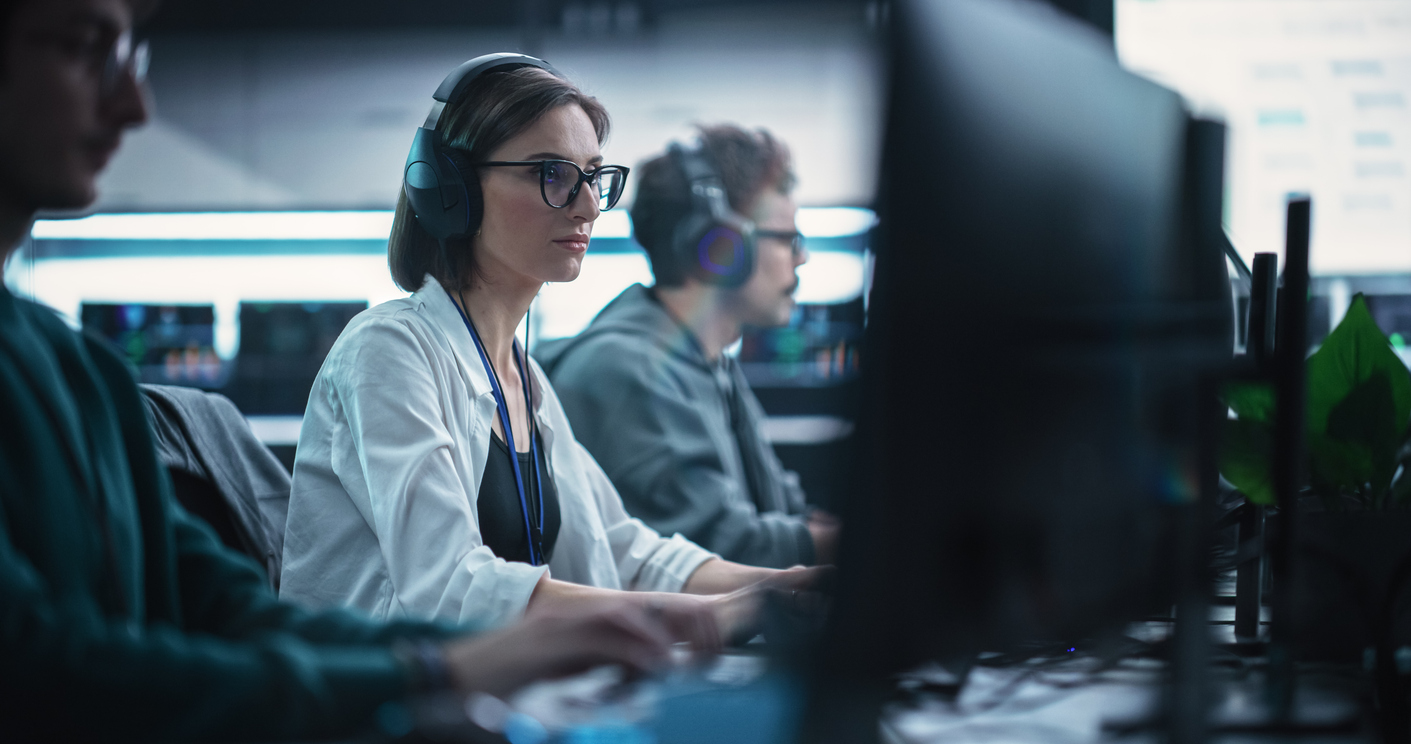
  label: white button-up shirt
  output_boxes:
[279,277,716,628]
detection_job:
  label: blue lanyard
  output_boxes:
[450,296,546,566]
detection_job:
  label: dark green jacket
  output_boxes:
[0,287,456,742]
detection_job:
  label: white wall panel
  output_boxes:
[94,7,882,212]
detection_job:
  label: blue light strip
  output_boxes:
[31,207,876,241]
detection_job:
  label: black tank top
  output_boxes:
[477,431,560,564]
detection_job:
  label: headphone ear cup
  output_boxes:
[667,141,758,289]
[441,149,483,237]
[717,226,756,289]
[675,212,755,288]
[405,129,454,239]
[697,225,754,288]
[670,210,714,285]
[403,133,477,241]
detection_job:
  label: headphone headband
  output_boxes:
[673,141,725,185]
[426,53,560,125]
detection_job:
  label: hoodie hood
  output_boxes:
[536,284,708,375]
[536,282,815,567]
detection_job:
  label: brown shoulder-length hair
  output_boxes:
[388,66,610,293]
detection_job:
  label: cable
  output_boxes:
[1222,230,1252,283]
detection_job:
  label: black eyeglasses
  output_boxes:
[479,159,630,211]
[756,229,805,256]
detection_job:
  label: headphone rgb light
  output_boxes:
[697,226,749,277]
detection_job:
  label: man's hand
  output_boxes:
[754,563,834,594]
[441,603,673,698]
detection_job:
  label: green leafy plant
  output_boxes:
[1222,294,1411,510]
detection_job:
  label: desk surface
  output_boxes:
[883,658,1366,744]
[885,657,1162,744]
[882,620,1369,744]
[493,636,1371,744]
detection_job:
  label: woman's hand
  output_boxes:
[515,564,835,671]
[441,602,674,698]
[634,588,770,651]
[634,592,725,656]
[524,575,724,655]
[678,561,836,644]
[681,558,833,596]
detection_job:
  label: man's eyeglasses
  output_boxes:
[479,160,630,211]
[103,31,150,99]
[756,229,805,256]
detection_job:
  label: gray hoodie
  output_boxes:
[537,284,814,568]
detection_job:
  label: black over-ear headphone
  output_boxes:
[667,141,757,288]
[404,53,561,243]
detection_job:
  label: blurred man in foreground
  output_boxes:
[542,125,841,569]
[0,1,673,740]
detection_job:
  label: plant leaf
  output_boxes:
[1305,294,1411,441]
[1217,294,1411,508]
[1224,380,1275,422]
[1222,418,1275,505]
[1324,372,1402,495]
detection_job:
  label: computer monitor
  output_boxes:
[80,303,224,386]
[805,0,1232,734]
[224,301,367,415]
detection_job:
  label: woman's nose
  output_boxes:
[568,182,601,222]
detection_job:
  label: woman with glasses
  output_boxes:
[279,60,820,651]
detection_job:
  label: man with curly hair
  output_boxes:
[543,124,840,569]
